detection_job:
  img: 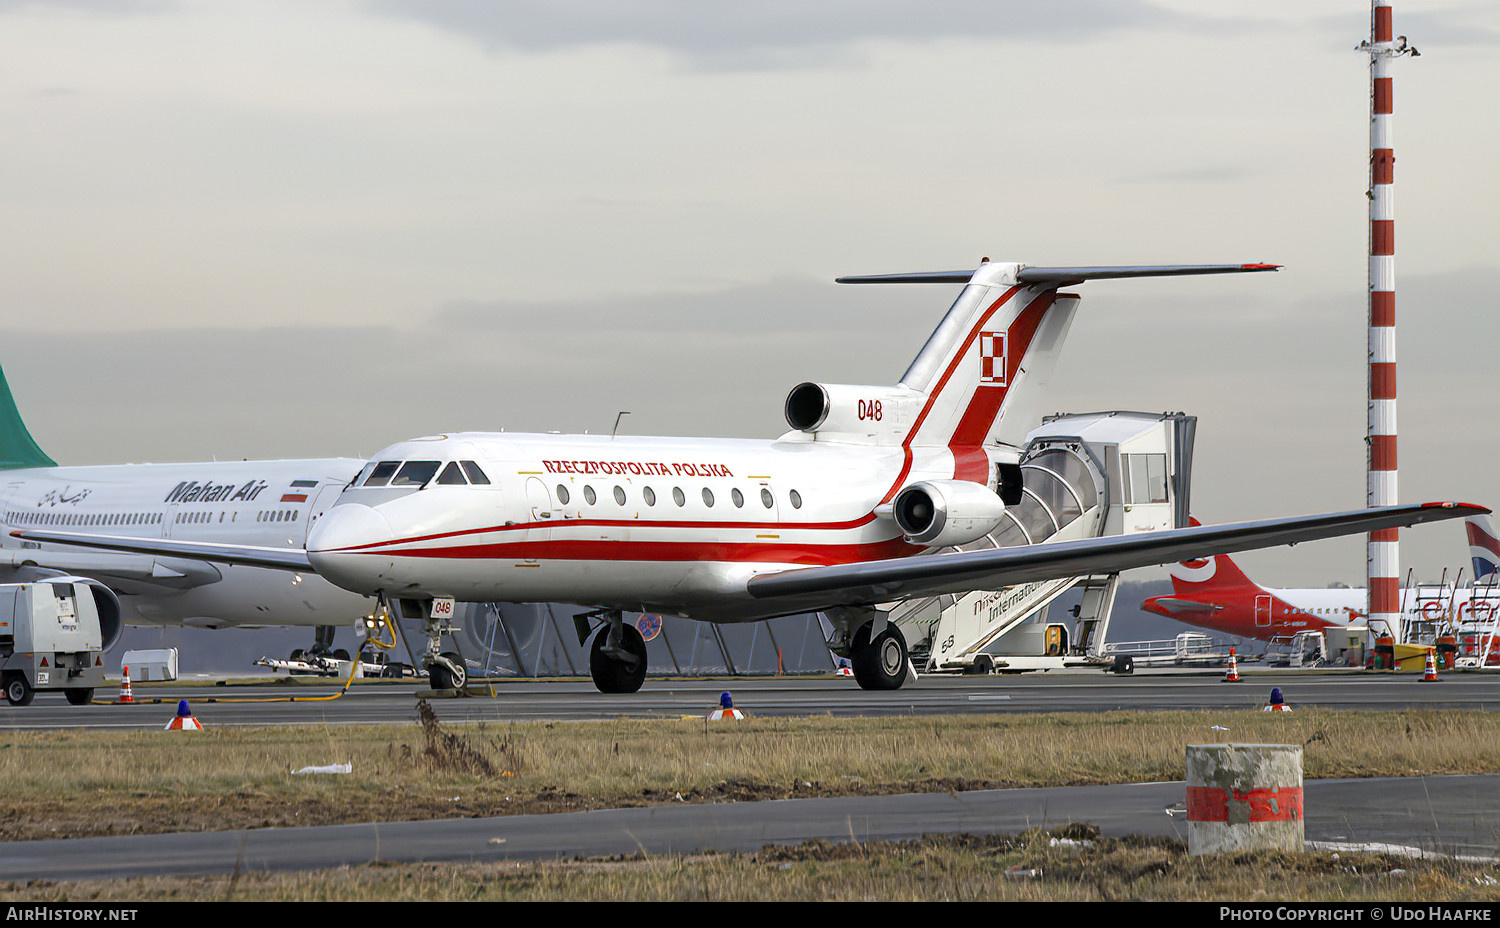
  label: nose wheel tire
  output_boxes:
[590,623,648,694]
[428,651,467,690]
[850,623,909,690]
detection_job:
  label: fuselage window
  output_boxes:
[702,488,714,507]
[643,487,657,506]
[790,490,803,509]
[672,487,686,507]
[392,461,440,488]
[363,461,401,487]
[436,462,467,486]
[613,486,626,505]
[760,488,773,509]
[583,486,597,505]
[460,461,491,485]
[732,489,744,507]
[556,485,571,505]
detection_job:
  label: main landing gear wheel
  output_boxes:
[590,623,647,694]
[850,623,909,691]
[428,651,467,690]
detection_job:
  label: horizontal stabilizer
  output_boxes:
[1143,596,1223,617]
[837,263,1280,287]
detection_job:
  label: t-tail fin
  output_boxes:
[1165,516,1262,595]
[838,262,1278,480]
[0,367,56,470]
[1468,516,1500,582]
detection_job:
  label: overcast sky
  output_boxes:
[0,0,1494,586]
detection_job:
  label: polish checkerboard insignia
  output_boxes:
[979,331,1007,386]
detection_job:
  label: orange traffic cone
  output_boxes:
[118,665,134,704]
[1223,648,1241,683]
[1420,648,1440,683]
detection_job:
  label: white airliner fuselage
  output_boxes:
[0,459,368,632]
[312,432,940,622]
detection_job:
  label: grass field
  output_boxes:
[3,705,1498,900]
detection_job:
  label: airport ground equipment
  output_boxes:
[121,647,178,681]
[1,579,108,706]
[254,647,415,679]
[887,411,1196,673]
[1263,631,1328,668]
[1100,632,1234,669]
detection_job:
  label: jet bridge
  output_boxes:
[891,411,1196,674]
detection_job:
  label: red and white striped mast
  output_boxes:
[1359,1,1417,641]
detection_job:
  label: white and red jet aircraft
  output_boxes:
[16,261,1488,691]
[1142,515,1500,644]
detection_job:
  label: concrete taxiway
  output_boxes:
[1,668,1497,731]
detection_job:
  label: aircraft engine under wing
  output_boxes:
[744,503,1488,615]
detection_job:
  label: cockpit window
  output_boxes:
[363,461,401,487]
[350,462,378,488]
[460,461,490,485]
[436,462,467,486]
[391,461,441,487]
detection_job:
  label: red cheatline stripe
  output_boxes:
[1370,434,1397,470]
[1371,290,1395,326]
[1186,785,1303,823]
[320,512,881,554]
[369,536,917,566]
[1370,363,1397,400]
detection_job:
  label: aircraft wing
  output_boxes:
[6,530,312,572]
[0,547,223,588]
[745,502,1488,613]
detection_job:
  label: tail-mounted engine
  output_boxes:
[784,382,925,445]
[892,479,1009,547]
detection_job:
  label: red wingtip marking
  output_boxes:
[1240,263,1282,271]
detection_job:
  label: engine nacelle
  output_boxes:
[784,382,925,445]
[892,479,1009,547]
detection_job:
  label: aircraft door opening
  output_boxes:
[1255,594,1272,628]
[524,477,554,561]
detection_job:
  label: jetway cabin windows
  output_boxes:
[1123,453,1169,505]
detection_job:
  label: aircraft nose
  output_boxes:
[307,503,394,594]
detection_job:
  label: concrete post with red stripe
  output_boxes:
[1361,1,1417,642]
[1186,744,1304,854]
